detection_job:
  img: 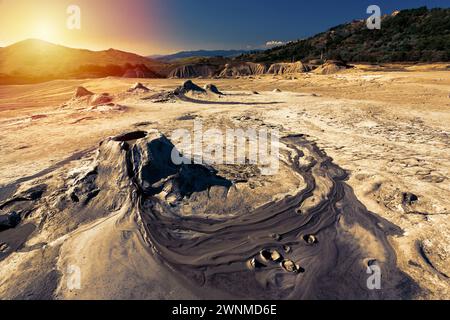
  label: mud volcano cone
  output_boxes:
[73,86,94,99]
[174,80,206,96]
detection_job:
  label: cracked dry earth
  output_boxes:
[0,66,449,299]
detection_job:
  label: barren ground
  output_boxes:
[0,64,449,299]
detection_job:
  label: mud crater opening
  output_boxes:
[112,131,148,142]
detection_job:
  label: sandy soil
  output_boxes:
[0,64,449,299]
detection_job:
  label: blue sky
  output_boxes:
[1,0,448,54]
[151,0,449,53]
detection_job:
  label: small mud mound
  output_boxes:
[174,80,206,95]
[204,83,223,95]
[90,93,113,106]
[314,60,354,75]
[141,81,207,103]
[142,91,177,103]
[73,86,94,99]
[128,82,150,93]
[64,88,125,113]
[143,81,220,103]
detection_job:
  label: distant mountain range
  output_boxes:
[0,39,167,84]
[243,7,450,63]
[150,49,260,62]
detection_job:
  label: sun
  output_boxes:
[32,22,57,42]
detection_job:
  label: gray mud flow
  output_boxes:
[0,130,419,299]
[131,133,419,299]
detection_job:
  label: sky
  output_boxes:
[0,0,448,55]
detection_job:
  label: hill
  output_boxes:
[151,49,259,62]
[241,7,450,63]
[0,39,167,84]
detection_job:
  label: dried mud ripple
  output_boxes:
[125,132,419,299]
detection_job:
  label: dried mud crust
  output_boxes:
[0,72,449,299]
[0,129,420,299]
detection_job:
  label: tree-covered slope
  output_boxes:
[243,7,450,63]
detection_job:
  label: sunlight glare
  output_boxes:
[32,21,57,42]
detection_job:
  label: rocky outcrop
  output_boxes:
[314,60,354,75]
[267,61,309,75]
[169,64,218,78]
[218,62,266,78]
